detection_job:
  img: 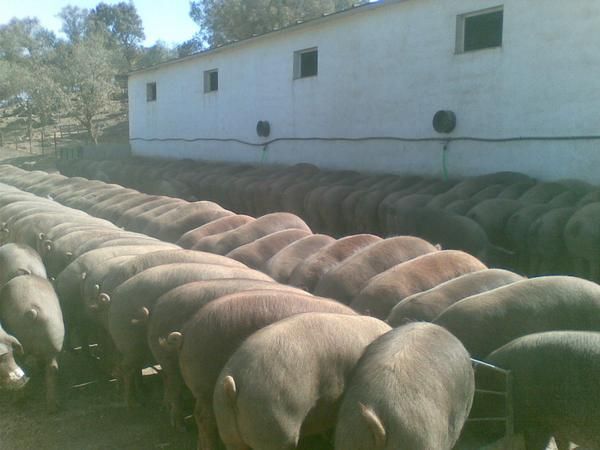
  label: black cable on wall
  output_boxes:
[130,134,600,148]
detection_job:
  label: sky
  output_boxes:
[0,0,199,46]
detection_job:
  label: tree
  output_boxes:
[135,40,177,68]
[189,0,367,48]
[176,37,203,57]
[87,1,145,69]
[58,5,89,44]
[60,34,119,144]
[10,64,67,134]
[0,17,56,63]
[0,8,128,147]
[26,65,67,128]
[0,60,19,103]
[0,18,63,137]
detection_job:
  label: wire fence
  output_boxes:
[0,125,89,158]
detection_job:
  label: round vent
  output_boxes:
[256,120,271,137]
[433,110,456,134]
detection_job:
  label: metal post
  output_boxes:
[505,371,514,440]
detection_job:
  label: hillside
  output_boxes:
[0,98,129,158]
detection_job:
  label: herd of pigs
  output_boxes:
[57,158,600,281]
[0,161,598,450]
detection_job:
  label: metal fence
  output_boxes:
[0,125,87,157]
[0,126,130,160]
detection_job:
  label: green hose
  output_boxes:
[442,142,449,181]
[260,144,268,163]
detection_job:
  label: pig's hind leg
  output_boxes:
[45,356,59,413]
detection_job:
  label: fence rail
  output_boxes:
[58,124,86,138]
[464,359,515,449]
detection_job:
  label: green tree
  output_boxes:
[27,65,67,128]
[57,5,89,44]
[0,18,64,138]
[13,64,67,132]
[0,17,56,63]
[176,37,203,57]
[136,40,177,69]
[1,8,132,147]
[0,60,19,102]
[189,0,366,48]
[60,34,119,144]
[87,1,145,69]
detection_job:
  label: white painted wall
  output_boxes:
[128,0,600,183]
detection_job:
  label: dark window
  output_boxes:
[204,69,218,92]
[209,71,218,91]
[294,48,318,79]
[300,50,318,77]
[463,9,503,52]
[146,82,156,102]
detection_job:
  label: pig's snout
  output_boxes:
[1,366,29,390]
[8,367,29,389]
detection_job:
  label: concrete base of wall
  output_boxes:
[131,139,600,184]
[83,143,132,160]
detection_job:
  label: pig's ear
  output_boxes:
[434,243,443,250]
[7,335,24,355]
[38,232,46,241]
[44,240,53,253]
[359,403,386,449]
[14,268,31,277]
[25,309,38,322]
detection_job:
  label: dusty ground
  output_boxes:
[0,347,197,450]
[0,152,58,173]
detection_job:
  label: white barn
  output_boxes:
[128,0,600,183]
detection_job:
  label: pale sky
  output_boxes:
[0,0,199,46]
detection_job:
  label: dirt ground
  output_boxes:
[0,348,197,450]
[0,150,58,173]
